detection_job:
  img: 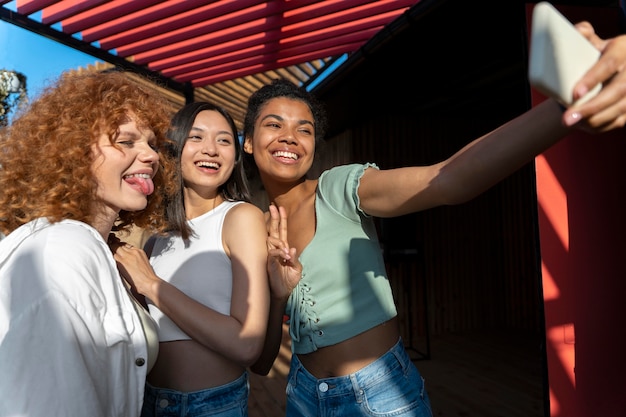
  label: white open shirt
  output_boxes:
[0,219,148,417]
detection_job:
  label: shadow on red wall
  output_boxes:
[531,4,626,416]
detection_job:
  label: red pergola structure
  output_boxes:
[0,0,422,128]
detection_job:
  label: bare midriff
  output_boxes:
[147,340,244,392]
[296,317,400,378]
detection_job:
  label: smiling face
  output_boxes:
[181,110,237,198]
[91,116,159,222]
[244,97,316,185]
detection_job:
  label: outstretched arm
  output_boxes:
[359,21,626,218]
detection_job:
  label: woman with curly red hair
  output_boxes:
[0,69,178,417]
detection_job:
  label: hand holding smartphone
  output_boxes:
[528,2,601,107]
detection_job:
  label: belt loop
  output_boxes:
[349,373,364,404]
[291,354,303,389]
[391,337,408,371]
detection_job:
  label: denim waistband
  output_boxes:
[145,371,248,403]
[290,337,410,397]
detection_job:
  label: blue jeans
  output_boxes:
[141,372,249,417]
[285,338,433,417]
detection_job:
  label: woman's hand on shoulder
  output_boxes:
[108,234,158,297]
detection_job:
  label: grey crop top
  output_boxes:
[287,163,398,354]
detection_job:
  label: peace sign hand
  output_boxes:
[266,204,302,300]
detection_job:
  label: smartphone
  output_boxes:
[528,1,601,106]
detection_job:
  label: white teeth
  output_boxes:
[273,151,298,160]
[196,161,219,168]
[124,173,151,179]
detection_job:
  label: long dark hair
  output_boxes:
[166,102,251,240]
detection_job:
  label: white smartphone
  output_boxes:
[528,1,601,107]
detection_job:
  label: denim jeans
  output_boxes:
[141,372,249,417]
[285,338,433,417]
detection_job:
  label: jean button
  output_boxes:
[159,399,169,408]
[318,382,328,392]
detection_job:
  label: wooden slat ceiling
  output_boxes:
[1,0,421,130]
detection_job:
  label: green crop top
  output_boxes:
[286,163,398,354]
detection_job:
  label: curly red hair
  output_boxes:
[0,69,179,236]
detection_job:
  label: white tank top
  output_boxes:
[147,200,243,341]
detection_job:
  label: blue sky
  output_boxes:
[0,6,102,103]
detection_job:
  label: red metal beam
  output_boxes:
[188,44,356,85]
[102,0,413,56]
[40,0,113,25]
[56,0,163,33]
[158,27,381,77]
[16,0,61,16]
[127,8,405,65]
[82,0,266,44]
[156,26,382,75]
[6,0,421,91]
[94,0,317,49]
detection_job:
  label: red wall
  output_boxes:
[530,4,626,416]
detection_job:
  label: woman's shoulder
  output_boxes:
[317,163,378,194]
[41,221,110,262]
[2,219,114,293]
[225,201,265,221]
[320,163,378,181]
[5,218,101,247]
[222,201,266,247]
[41,220,105,250]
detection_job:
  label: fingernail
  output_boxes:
[574,85,589,98]
[564,111,581,126]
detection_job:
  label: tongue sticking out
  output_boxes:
[125,176,155,195]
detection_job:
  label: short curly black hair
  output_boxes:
[242,79,328,178]
[243,79,327,143]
